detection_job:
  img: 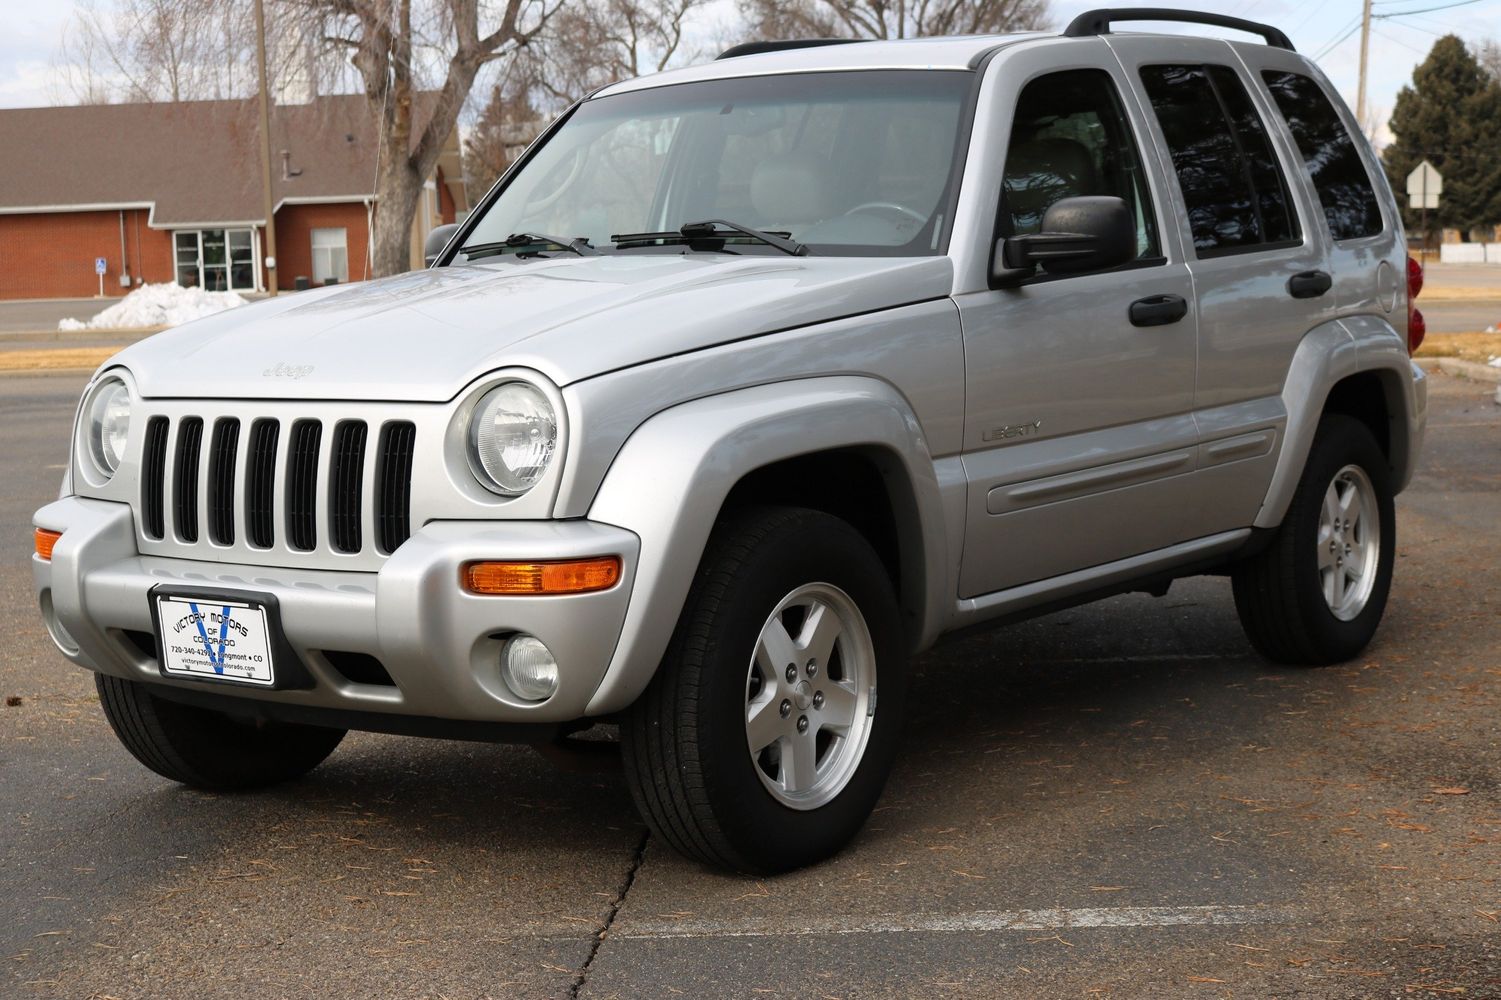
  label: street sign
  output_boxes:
[94,257,107,275]
[1406,161,1442,209]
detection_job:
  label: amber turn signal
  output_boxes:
[34,528,62,561]
[462,556,621,596]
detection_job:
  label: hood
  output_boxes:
[111,254,954,401]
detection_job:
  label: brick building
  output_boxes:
[0,94,467,300]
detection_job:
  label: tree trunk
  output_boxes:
[370,160,425,277]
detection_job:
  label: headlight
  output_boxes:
[84,377,132,479]
[468,381,558,495]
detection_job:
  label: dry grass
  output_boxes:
[0,347,121,372]
[1418,287,1501,302]
[1415,332,1501,365]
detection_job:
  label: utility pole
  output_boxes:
[255,0,279,295]
[1356,0,1373,132]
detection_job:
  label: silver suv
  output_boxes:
[33,10,1428,873]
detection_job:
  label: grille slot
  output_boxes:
[207,418,240,545]
[329,421,368,554]
[245,419,279,548]
[141,416,169,540]
[286,419,322,551]
[173,417,203,543]
[375,421,416,554]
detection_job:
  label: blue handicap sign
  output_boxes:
[94,257,107,275]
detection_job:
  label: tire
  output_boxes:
[95,673,345,790]
[622,506,907,874]
[1232,414,1396,665]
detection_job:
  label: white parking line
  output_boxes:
[620,904,1298,940]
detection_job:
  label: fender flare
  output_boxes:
[583,376,949,715]
[1255,317,1422,529]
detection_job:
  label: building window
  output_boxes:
[311,228,349,285]
[173,228,258,292]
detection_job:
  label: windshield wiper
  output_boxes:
[459,232,599,260]
[611,219,808,257]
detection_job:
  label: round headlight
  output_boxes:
[86,378,132,477]
[468,381,558,495]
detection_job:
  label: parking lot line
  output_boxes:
[619,903,1299,940]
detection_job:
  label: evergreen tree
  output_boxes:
[1383,35,1501,239]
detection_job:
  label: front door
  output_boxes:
[955,49,1198,598]
[174,229,258,292]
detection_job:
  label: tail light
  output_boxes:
[1406,256,1425,355]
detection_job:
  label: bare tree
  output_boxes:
[739,0,1050,41]
[54,0,351,104]
[463,67,539,194]
[299,0,561,276]
[463,0,709,198]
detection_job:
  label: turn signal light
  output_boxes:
[462,557,621,596]
[34,528,61,561]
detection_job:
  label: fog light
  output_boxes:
[501,634,559,701]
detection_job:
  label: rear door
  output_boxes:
[954,42,1199,598]
[1108,36,1335,533]
[1254,53,1403,321]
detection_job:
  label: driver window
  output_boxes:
[1001,69,1159,260]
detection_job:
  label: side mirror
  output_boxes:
[991,196,1136,286]
[424,223,461,267]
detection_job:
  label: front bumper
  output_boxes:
[32,496,639,724]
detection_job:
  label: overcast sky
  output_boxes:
[2,0,1497,145]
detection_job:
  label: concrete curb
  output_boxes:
[1432,357,1501,383]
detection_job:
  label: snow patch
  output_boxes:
[1488,356,1501,368]
[59,283,247,331]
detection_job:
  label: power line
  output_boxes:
[1373,0,1492,16]
[1314,19,1362,59]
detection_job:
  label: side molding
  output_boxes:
[583,377,950,715]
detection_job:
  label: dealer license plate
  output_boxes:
[156,595,276,686]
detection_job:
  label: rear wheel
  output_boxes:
[1232,415,1396,665]
[96,674,345,790]
[622,506,906,873]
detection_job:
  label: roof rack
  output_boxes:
[717,39,860,60]
[1063,8,1295,51]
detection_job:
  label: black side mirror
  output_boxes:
[424,223,462,267]
[991,196,1136,286]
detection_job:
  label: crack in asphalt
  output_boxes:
[569,828,649,1000]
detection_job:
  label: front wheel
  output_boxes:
[96,674,346,790]
[1232,414,1396,665]
[622,506,907,874]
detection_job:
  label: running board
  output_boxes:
[948,529,1252,633]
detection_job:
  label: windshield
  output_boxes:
[458,70,974,258]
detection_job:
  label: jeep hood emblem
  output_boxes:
[263,362,315,380]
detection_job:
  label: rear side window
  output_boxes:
[1139,64,1298,256]
[1262,70,1383,241]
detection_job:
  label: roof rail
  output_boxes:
[1063,8,1295,51]
[717,39,860,60]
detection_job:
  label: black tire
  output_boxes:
[95,673,345,790]
[1232,414,1396,665]
[622,506,907,874]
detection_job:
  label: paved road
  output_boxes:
[3,371,1499,998]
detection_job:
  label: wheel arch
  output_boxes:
[583,376,949,715]
[1255,317,1424,529]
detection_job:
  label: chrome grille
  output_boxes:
[138,413,415,563]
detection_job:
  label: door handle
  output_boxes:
[1287,269,1332,298]
[1128,293,1188,327]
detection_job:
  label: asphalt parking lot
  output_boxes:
[3,369,1498,999]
